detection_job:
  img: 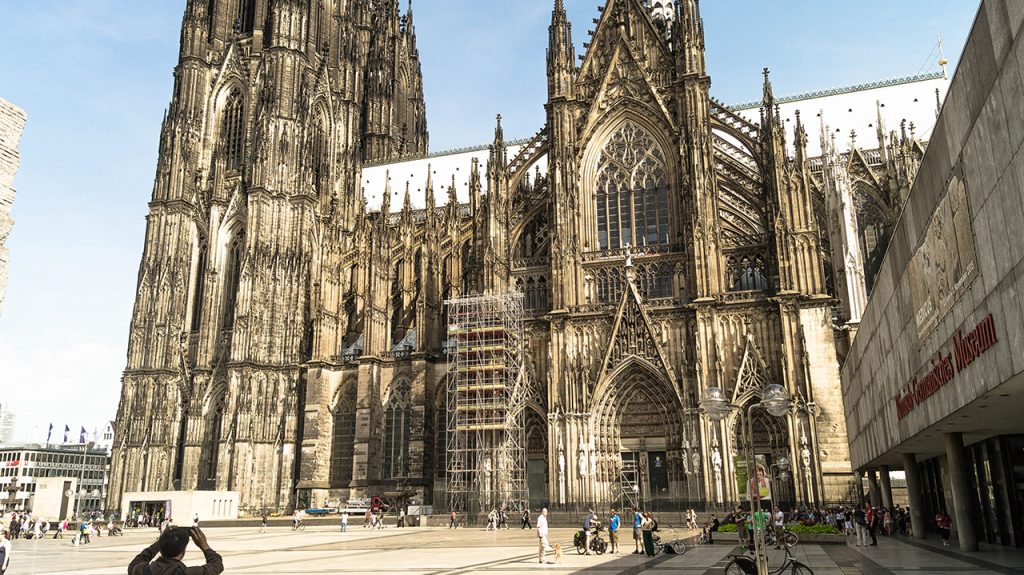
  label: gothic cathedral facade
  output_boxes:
[111,0,927,515]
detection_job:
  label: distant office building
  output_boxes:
[0,444,109,515]
[0,406,15,445]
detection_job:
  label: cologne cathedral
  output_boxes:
[109,0,933,515]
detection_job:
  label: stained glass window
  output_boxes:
[596,121,670,250]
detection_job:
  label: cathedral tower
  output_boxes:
[109,0,426,514]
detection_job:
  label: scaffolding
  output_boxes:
[445,291,528,514]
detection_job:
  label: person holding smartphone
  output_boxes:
[128,526,224,575]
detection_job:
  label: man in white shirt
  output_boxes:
[536,508,551,564]
[772,506,785,549]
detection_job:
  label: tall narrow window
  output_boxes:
[223,235,244,329]
[383,382,411,479]
[204,392,226,483]
[238,0,256,34]
[191,243,208,332]
[595,121,670,250]
[221,90,245,172]
[330,384,357,487]
[390,261,405,346]
[310,115,328,197]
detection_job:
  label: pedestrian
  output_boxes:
[398,508,406,528]
[340,513,348,533]
[499,508,508,529]
[0,529,11,575]
[449,510,458,529]
[854,506,868,547]
[160,517,172,533]
[486,509,496,531]
[80,520,91,545]
[521,509,531,529]
[536,508,551,564]
[53,519,65,540]
[736,507,749,548]
[772,506,785,549]
[583,508,596,555]
[866,505,878,546]
[128,526,223,575]
[704,514,719,545]
[631,507,643,554]
[364,509,372,528]
[608,508,621,555]
[259,513,268,533]
[936,510,952,547]
[641,512,656,557]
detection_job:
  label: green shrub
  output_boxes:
[713,523,839,535]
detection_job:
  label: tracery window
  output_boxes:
[191,242,208,332]
[223,235,244,329]
[310,114,328,197]
[221,89,246,172]
[330,384,357,488]
[516,275,549,312]
[383,382,411,479]
[727,254,769,292]
[592,263,673,304]
[596,121,670,250]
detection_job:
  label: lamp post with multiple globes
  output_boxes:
[700,384,793,575]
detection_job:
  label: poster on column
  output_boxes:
[734,455,771,507]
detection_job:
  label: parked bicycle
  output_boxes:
[724,544,813,575]
[764,527,799,548]
[653,524,687,555]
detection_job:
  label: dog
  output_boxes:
[552,543,563,564]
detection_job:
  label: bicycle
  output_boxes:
[291,520,306,531]
[724,544,813,574]
[653,524,687,555]
[764,527,799,548]
[573,525,609,555]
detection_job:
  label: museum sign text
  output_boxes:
[896,313,998,421]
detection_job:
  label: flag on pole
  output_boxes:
[64,425,70,443]
[80,427,87,444]
[46,423,54,444]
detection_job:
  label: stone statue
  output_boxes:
[712,447,722,475]
[558,448,566,476]
[578,447,588,477]
[682,450,691,475]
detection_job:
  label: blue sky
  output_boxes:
[0,0,978,442]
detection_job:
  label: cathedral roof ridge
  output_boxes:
[364,136,534,167]
[727,70,945,111]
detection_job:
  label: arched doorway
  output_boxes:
[593,362,683,510]
[525,408,548,510]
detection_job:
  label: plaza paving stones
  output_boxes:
[7,527,1024,575]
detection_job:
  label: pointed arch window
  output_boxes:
[310,114,328,197]
[203,391,227,485]
[221,89,246,172]
[383,382,411,479]
[596,121,670,251]
[191,242,208,332]
[330,384,357,488]
[223,234,244,329]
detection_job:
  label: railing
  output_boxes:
[512,257,550,270]
[582,243,684,262]
[507,128,547,180]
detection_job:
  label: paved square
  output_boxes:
[8,526,1024,575]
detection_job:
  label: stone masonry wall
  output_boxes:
[842,0,1024,470]
[0,98,27,319]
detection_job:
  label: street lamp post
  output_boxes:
[74,442,96,520]
[700,384,792,575]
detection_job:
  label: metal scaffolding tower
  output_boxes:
[445,291,528,514]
